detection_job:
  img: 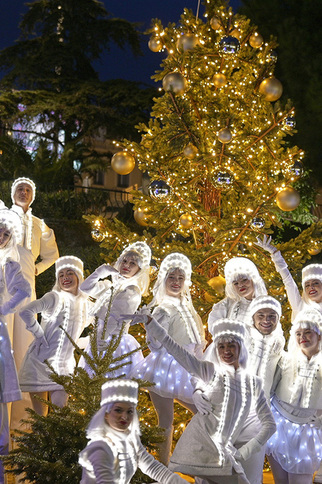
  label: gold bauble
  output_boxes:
[208,275,226,294]
[111,151,135,175]
[213,73,227,88]
[308,246,322,256]
[276,187,300,211]
[183,143,198,159]
[210,16,221,30]
[162,72,187,96]
[249,32,264,48]
[218,127,232,144]
[177,33,199,52]
[148,37,163,52]
[179,213,193,229]
[230,28,242,40]
[259,77,283,102]
[134,208,150,226]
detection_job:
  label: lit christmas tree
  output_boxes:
[86,0,321,329]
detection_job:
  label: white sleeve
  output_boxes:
[80,268,111,297]
[271,251,303,314]
[207,298,229,336]
[1,260,31,313]
[35,222,59,275]
[19,292,58,338]
[146,306,171,350]
[137,440,186,483]
[87,446,115,484]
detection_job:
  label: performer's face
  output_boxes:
[14,183,33,211]
[165,268,185,298]
[105,402,135,432]
[253,308,278,335]
[304,279,322,303]
[232,276,254,300]
[295,328,321,359]
[0,226,12,249]
[58,268,79,295]
[217,341,240,369]
[119,255,140,278]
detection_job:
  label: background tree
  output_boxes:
[0,0,157,186]
[239,0,322,184]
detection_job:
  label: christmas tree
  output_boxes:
[86,0,321,330]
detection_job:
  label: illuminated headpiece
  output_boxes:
[100,379,139,406]
[249,295,282,319]
[55,256,84,281]
[158,252,192,281]
[118,241,151,269]
[0,208,23,245]
[302,264,322,287]
[11,177,36,204]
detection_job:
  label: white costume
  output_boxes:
[80,242,151,377]
[267,309,322,475]
[19,256,88,393]
[79,379,186,484]
[145,317,275,483]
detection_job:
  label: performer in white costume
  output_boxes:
[79,379,187,484]
[10,177,59,428]
[0,207,29,483]
[130,252,206,464]
[79,241,151,377]
[142,316,276,484]
[19,256,88,416]
[267,309,322,484]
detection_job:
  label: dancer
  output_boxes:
[79,379,187,484]
[10,177,59,428]
[79,241,151,377]
[0,207,30,483]
[130,252,206,464]
[207,257,267,336]
[141,316,275,483]
[267,308,322,484]
[18,256,88,415]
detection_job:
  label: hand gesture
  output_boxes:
[96,264,119,278]
[192,390,212,415]
[254,235,277,254]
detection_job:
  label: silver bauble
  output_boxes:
[177,33,199,52]
[218,127,232,143]
[251,217,265,229]
[162,72,187,95]
[218,36,240,55]
[148,180,171,201]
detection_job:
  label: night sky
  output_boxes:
[1,0,241,85]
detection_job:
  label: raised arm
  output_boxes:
[137,440,187,483]
[0,260,31,316]
[19,292,58,339]
[80,264,117,296]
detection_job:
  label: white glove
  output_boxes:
[226,442,241,460]
[95,264,119,278]
[34,335,49,355]
[145,317,167,342]
[309,415,322,429]
[120,313,151,325]
[192,390,212,415]
[254,235,277,255]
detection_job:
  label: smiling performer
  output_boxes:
[79,379,187,484]
[267,308,322,484]
[207,257,267,338]
[18,256,89,415]
[130,252,206,464]
[79,241,151,377]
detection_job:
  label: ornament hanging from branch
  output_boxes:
[259,77,283,102]
[111,151,135,175]
[134,208,150,226]
[218,36,240,55]
[217,127,232,143]
[213,73,227,88]
[251,217,265,229]
[162,72,187,95]
[148,180,172,201]
[179,213,193,229]
[276,187,300,211]
[177,33,199,52]
[183,143,198,159]
[148,37,163,52]
[249,32,263,48]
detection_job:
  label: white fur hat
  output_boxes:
[0,208,23,245]
[55,256,84,280]
[100,379,138,406]
[291,308,322,334]
[212,318,246,343]
[302,264,322,287]
[119,241,151,269]
[158,252,192,281]
[249,295,282,319]
[11,177,36,204]
[224,257,262,285]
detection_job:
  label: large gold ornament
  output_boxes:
[148,37,163,52]
[210,16,222,30]
[183,143,198,159]
[179,213,193,229]
[111,151,135,175]
[276,187,300,211]
[134,208,150,226]
[249,32,263,48]
[162,72,187,95]
[177,33,199,51]
[218,127,232,143]
[213,73,227,88]
[259,77,283,102]
[208,275,226,294]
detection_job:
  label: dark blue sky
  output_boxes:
[1,0,241,85]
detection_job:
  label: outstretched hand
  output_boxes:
[254,235,277,254]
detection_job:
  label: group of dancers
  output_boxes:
[1,177,322,484]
